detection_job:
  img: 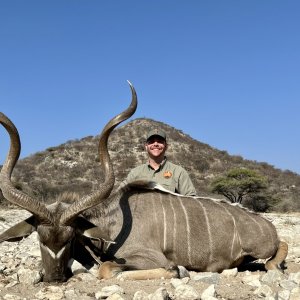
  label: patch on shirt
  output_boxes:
[163,171,172,179]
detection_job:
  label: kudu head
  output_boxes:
[0,81,137,282]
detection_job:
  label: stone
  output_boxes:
[201,284,217,300]
[191,272,220,284]
[242,274,262,287]
[289,272,300,284]
[149,287,169,300]
[278,290,290,300]
[261,269,284,284]
[174,284,200,300]
[221,268,238,277]
[254,285,275,298]
[35,286,65,300]
[17,268,43,284]
[107,294,126,300]
[290,287,300,300]
[170,277,184,288]
[133,290,149,300]
[279,279,298,290]
[95,284,124,299]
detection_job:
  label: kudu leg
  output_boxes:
[98,261,124,279]
[98,261,189,280]
[265,241,288,271]
[116,268,178,280]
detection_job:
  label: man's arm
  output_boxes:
[120,165,146,187]
[120,168,136,188]
[178,169,197,196]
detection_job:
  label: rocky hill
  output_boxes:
[1,118,300,212]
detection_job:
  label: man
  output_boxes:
[124,129,197,196]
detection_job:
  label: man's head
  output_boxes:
[145,129,168,160]
[146,129,166,142]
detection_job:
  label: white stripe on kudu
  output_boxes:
[178,197,192,266]
[151,196,160,244]
[41,244,66,260]
[260,216,275,247]
[159,193,167,252]
[239,208,265,235]
[169,196,178,261]
[196,200,213,263]
[215,201,241,260]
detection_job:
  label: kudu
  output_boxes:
[0,82,288,282]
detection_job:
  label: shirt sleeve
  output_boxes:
[120,168,137,187]
[121,165,146,187]
[178,168,197,196]
[125,169,136,183]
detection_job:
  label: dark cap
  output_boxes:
[146,129,167,141]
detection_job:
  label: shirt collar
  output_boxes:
[147,156,167,170]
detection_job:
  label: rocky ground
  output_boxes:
[0,210,299,300]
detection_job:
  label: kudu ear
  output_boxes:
[73,216,111,242]
[0,215,37,242]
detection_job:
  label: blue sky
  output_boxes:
[0,1,299,175]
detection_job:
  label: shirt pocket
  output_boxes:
[158,177,177,193]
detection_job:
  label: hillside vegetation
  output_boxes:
[1,118,299,212]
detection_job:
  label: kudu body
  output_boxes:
[0,82,288,282]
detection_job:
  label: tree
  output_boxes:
[210,168,268,204]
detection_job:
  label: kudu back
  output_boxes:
[0,82,288,282]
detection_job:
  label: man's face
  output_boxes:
[145,136,167,159]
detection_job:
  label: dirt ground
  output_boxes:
[0,261,299,299]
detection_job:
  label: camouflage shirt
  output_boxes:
[124,158,197,196]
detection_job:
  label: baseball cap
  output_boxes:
[146,129,167,141]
